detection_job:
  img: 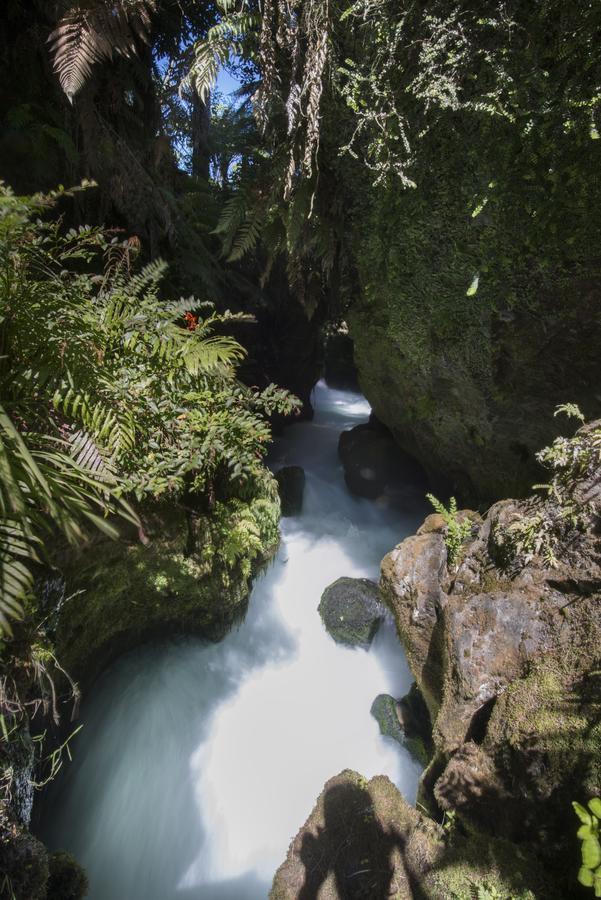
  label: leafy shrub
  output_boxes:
[0,182,300,632]
[499,407,600,570]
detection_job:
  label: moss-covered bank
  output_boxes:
[348,110,601,503]
[56,475,281,684]
[0,473,281,899]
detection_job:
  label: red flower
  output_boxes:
[184,311,198,331]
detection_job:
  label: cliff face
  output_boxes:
[379,419,601,891]
[348,111,601,504]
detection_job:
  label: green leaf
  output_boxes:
[579,825,595,840]
[582,837,601,870]
[574,802,593,826]
[589,799,601,818]
[579,867,594,888]
[466,273,480,297]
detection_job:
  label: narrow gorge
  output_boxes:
[1,2,600,899]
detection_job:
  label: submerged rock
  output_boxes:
[270,769,555,899]
[338,421,426,500]
[318,577,383,648]
[275,466,305,516]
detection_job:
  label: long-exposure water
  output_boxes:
[38,381,427,899]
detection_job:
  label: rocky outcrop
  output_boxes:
[348,118,601,504]
[318,577,384,648]
[380,419,601,890]
[338,421,426,500]
[270,769,555,899]
[55,474,281,684]
[275,466,305,516]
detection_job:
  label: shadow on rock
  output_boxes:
[297,781,421,900]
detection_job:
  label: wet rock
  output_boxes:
[371,689,433,767]
[379,421,601,875]
[318,577,383,648]
[397,682,434,765]
[380,531,448,716]
[370,694,405,743]
[270,769,557,899]
[275,466,305,516]
[338,422,426,500]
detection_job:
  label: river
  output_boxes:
[38,381,427,899]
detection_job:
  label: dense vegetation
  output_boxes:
[0,0,600,898]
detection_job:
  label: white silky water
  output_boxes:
[38,381,427,900]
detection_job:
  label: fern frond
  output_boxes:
[186,13,259,103]
[181,335,245,375]
[227,212,262,262]
[48,0,156,101]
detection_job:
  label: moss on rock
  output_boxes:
[270,769,555,899]
[56,473,281,683]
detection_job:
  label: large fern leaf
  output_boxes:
[186,13,259,103]
[0,404,138,634]
[48,0,156,101]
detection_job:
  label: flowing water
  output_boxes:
[38,381,428,900]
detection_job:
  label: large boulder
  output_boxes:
[379,419,601,887]
[338,422,426,500]
[270,769,555,899]
[380,530,448,717]
[275,466,305,516]
[318,577,384,648]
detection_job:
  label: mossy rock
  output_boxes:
[371,692,433,767]
[0,810,49,900]
[46,851,88,900]
[56,476,281,684]
[270,769,558,899]
[318,577,384,648]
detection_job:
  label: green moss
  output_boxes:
[349,109,601,502]
[46,851,88,900]
[486,658,601,798]
[56,474,281,680]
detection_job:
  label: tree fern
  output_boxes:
[186,13,259,103]
[48,0,156,101]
